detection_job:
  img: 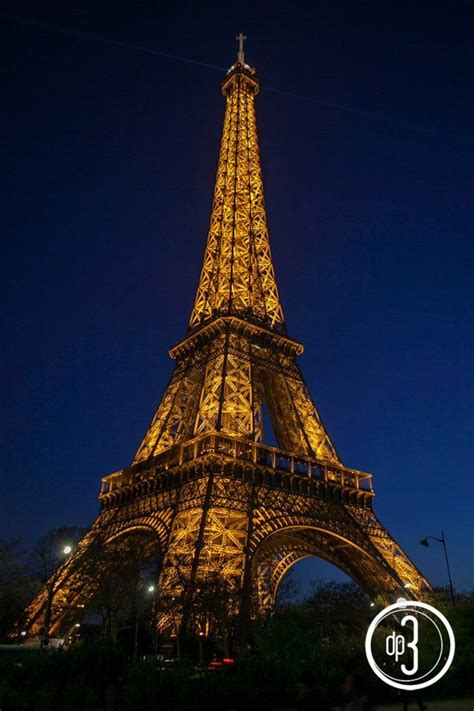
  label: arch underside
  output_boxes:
[20,520,165,639]
[253,526,400,610]
[19,490,428,641]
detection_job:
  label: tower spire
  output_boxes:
[236,32,246,64]
[189,41,285,334]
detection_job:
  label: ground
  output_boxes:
[377,701,472,711]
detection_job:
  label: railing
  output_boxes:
[100,432,373,496]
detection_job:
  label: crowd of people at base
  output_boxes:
[295,671,428,711]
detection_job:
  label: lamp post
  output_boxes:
[198,631,205,667]
[147,585,159,658]
[420,531,455,605]
[134,584,158,662]
[133,583,140,663]
[40,544,74,648]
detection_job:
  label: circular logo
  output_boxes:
[365,600,455,691]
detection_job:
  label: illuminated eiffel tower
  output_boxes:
[21,36,430,642]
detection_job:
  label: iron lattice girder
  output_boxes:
[18,55,431,641]
[133,317,340,464]
[103,432,373,502]
[189,67,284,333]
[254,537,377,608]
[20,457,428,638]
[131,64,340,465]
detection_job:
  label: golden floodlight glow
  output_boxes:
[18,38,430,643]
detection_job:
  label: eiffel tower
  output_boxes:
[21,36,430,642]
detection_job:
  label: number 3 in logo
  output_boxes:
[400,614,419,675]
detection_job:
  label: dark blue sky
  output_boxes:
[1,2,473,591]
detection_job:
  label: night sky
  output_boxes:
[2,2,473,592]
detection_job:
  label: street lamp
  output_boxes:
[420,531,455,605]
[134,583,159,662]
[147,584,159,658]
[40,543,74,648]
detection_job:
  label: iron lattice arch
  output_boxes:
[18,46,430,643]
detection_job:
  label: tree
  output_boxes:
[81,530,161,656]
[0,537,37,641]
[275,568,301,610]
[304,580,372,634]
[192,571,241,657]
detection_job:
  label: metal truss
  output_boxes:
[18,50,431,642]
[189,65,284,333]
[132,318,340,464]
[20,452,428,638]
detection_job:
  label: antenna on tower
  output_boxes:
[236,32,247,64]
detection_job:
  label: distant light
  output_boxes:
[21,631,27,636]
[63,545,72,555]
[404,582,411,589]
[370,602,375,607]
[148,585,155,593]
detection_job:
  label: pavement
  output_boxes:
[378,701,473,711]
